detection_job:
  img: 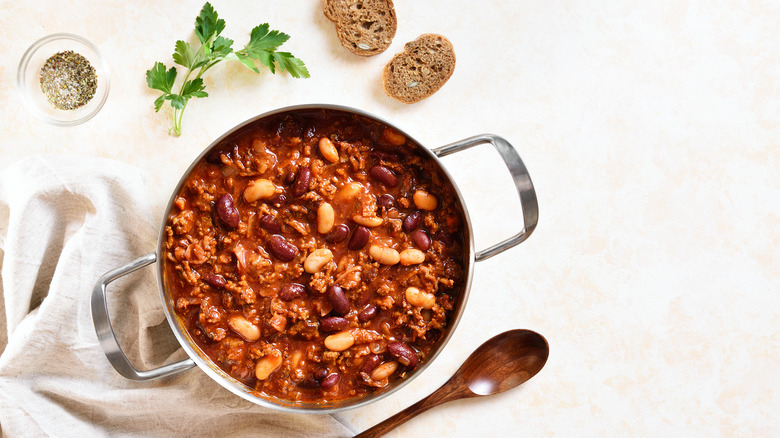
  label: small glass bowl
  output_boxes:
[17,33,110,126]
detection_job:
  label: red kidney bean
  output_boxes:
[347,226,370,250]
[410,229,431,251]
[327,285,350,316]
[269,194,287,208]
[284,169,297,185]
[298,377,320,389]
[403,210,422,231]
[369,165,398,187]
[291,166,311,197]
[387,341,419,367]
[276,118,302,138]
[233,364,255,383]
[267,235,298,261]
[279,283,306,301]
[203,273,226,289]
[314,367,329,381]
[377,194,395,209]
[370,149,403,162]
[358,304,377,322]
[360,354,383,375]
[320,316,349,332]
[436,230,455,246]
[320,372,341,389]
[205,148,225,165]
[356,288,373,308]
[324,224,350,243]
[215,194,240,229]
[259,214,282,233]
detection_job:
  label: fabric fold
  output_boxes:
[0,156,351,437]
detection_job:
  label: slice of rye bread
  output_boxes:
[382,34,456,104]
[324,0,397,56]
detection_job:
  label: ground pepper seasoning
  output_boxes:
[39,50,97,110]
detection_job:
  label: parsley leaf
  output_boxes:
[244,24,290,57]
[170,94,186,110]
[153,95,167,112]
[274,52,310,79]
[146,62,176,94]
[238,24,309,78]
[252,50,276,74]
[181,78,208,99]
[231,52,259,73]
[210,36,234,61]
[146,3,309,136]
[195,2,225,46]
[172,41,196,69]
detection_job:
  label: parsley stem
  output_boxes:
[173,106,183,136]
[146,2,309,136]
[198,60,220,77]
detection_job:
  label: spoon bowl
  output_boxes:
[462,329,549,395]
[356,329,549,437]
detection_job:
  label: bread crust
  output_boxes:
[324,0,397,56]
[382,34,456,104]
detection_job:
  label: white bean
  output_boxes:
[353,214,383,227]
[405,286,436,309]
[255,353,283,380]
[317,202,335,234]
[319,137,339,163]
[369,245,400,265]
[413,190,438,211]
[304,248,333,273]
[324,331,355,351]
[244,178,277,203]
[228,315,261,341]
[370,361,398,380]
[335,182,363,202]
[399,248,425,266]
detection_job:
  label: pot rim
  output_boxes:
[155,103,476,413]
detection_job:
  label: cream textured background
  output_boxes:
[1,0,779,436]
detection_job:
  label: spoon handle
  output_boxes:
[354,383,472,438]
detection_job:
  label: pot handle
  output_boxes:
[91,252,196,381]
[433,134,538,262]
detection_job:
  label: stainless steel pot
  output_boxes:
[91,104,538,413]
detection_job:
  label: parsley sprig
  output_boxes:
[146,3,309,136]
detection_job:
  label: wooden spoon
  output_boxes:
[356,329,549,437]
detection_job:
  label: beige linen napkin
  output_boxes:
[0,156,353,437]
